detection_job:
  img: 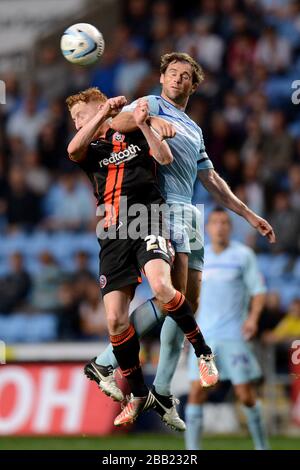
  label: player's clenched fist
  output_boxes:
[149,116,176,140]
[102,96,127,118]
[133,99,149,126]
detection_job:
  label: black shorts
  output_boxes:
[98,234,174,296]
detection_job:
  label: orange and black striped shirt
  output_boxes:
[77,128,164,227]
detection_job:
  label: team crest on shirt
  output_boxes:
[112,132,125,142]
[99,275,107,289]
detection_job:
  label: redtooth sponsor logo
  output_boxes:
[99,144,141,167]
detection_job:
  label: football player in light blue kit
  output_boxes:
[87,53,275,431]
[185,207,269,450]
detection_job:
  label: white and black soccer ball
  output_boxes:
[60,23,105,66]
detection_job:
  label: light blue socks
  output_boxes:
[153,316,185,396]
[242,402,270,450]
[185,403,203,450]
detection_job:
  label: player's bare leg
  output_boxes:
[186,268,202,314]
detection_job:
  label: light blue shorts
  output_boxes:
[167,200,204,272]
[188,339,262,385]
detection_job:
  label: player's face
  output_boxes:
[70,100,101,130]
[207,212,232,245]
[160,61,197,105]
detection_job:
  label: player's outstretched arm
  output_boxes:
[134,99,174,165]
[111,111,176,139]
[68,96,126,162]
[198,169,276,243]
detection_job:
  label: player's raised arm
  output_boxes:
[67,96,127,162]
[111,104,176,139]
[198,169,276,243]
[133,99,174,165]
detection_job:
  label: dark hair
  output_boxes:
[160,52,204,87]
[208,207,231,222]
[211,206,227,214]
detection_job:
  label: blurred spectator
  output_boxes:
[89,47,120,97]
[4,165,42,231]
[192,18,225,72]
[288,165,300,210]
[258,291,285,335]
[173,18,194,52]
[24,151,51,196]
[56,281,81,340]
[0,252,31,314]
[227,33,256,78]
[261,110,294,182]
[69,253,96,307]
[222,91,246,130]
[1,72,21,117]
[220,149,243,191]
[115,41,150,99]
[254,26,292,74]
[268,191,300,254]
[36,45,69,100]
[230,184,257,246]
[43,173,95,231]
[124,0,150,42]
[206,113,235,172]
[263,299,300,343]
[243,158,265,215]
[37,98,69,171]
[79,279,108,339]
[6,93,48,150]
[149,16,172,63]
[31,251,64,311]
[240,115,266,163]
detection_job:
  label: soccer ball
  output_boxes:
[60,23,105,66]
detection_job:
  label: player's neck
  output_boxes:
[212,241,229,253]
[161,91,188,111]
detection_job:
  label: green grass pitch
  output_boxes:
[0,434,299,450]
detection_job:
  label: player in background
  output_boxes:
[89,53,275,430]
[67,90,217,426]
[185,207,269,450]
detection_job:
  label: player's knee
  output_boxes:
[241,396,256,407]
[235,388,256,407]
[150,277,173,302]
[106,312,127,335]
[189,381,206,403]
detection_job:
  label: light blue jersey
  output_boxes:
[123,95,213,204]
[197,241,266,341]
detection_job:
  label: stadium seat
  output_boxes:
[0,312,57,343]
[257,253,290,280]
